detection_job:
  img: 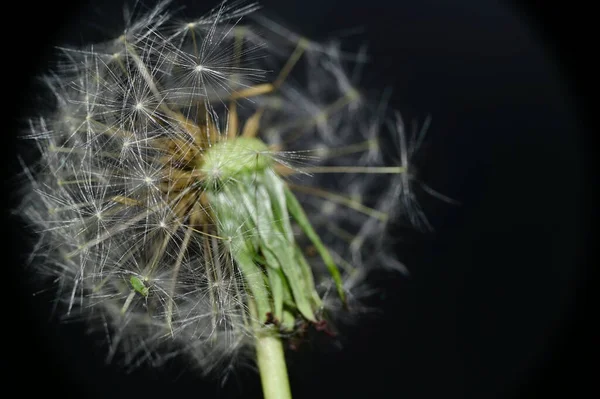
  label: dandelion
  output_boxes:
[18,1,446,397]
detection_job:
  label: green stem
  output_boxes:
[250,300,293,399]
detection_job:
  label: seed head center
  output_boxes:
[200,137,271,181]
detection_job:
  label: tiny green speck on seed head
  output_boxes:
[130,276,149,297]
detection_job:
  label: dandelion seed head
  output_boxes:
[17,0,445,378]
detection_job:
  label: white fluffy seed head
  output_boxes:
[18,0,439,377]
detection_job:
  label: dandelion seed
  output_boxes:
[18,1,452,398]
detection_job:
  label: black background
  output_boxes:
[2,0,595,398]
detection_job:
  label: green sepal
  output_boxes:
[281,308,296,332]
[284,185,346,304]
[294,245,323,308]
[231,240,272,324]
[207,189,272,323]
[263,169,294,242]
[266,266,284,322]
[279,274,298,331]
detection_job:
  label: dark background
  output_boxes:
[2,0,594,398]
